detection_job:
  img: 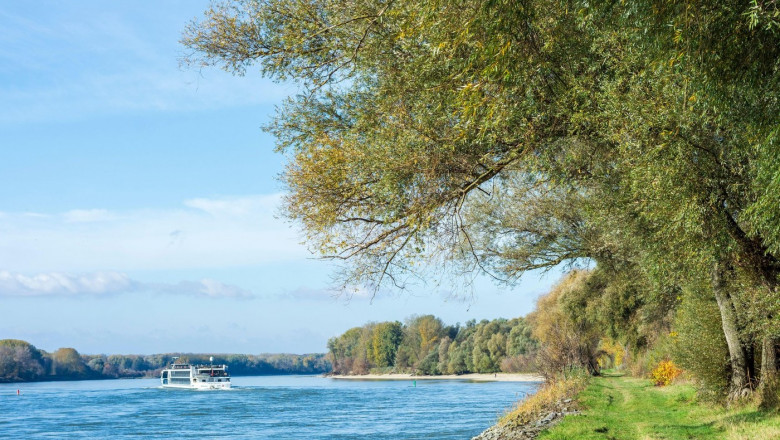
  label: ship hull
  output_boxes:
[161,381,231,390]
[160,362,231,390]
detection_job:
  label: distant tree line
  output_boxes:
[0,339,330,383]
[327,315,538,375]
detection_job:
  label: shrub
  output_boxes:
[670,288,729,399]
[529,271,603,379]
[651,360,682,386]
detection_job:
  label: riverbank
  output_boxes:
[479,373,780,439]
[327,372,543,382]
[539,374,780,439]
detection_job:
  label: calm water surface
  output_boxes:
[0,375,539,439]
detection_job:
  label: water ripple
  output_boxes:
[0,376,539,439]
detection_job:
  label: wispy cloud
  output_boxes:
[0,270,253,299]
[152,278,253,299]
[0,194,308,273]
[184,194,280,218]
[0,271,134,296]
[278,285,378,302]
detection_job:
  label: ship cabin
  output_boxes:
[160,359,231,389]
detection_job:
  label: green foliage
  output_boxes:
[328,325,372,374]
[507,322,537,357]
[327,315,539,375]
[51,348,88,378]
[181,0,607,291]
[0,340,46,382]
[370,321,403,368]
[530,271,606,378]
[0,340,331,383]
[672,288,730,399]
[416,348,440,375]
[181,0,780,295]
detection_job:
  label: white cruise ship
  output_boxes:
[160,357,231,390]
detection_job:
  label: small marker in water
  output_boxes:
[17,389,20,396]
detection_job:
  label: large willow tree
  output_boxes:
[182,0,780,400]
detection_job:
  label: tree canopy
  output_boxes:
[326,314,537,375]
[183,0,780,402]
[183,0,778,286]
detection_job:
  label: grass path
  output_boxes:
[538,374,780,440]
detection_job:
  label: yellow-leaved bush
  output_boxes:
[651,360,682,387]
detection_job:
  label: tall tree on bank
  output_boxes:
[182,0,780,401]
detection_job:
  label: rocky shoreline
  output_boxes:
[471,398,580,440]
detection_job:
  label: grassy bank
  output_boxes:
[539,374,780,439]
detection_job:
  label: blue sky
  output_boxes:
[0,1,559,355]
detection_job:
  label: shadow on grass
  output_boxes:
[721,409,775,425]
[653,421,717,436]
[598,369,626,378]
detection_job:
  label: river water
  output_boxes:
[0,375,539,439]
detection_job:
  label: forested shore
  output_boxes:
[0,339,330,383]
[327,315,537,376]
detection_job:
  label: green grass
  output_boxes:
[538,373,780,440]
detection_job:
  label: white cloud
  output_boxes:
[278,285,379,302]
[198,279,252,298]
[0,194,308,272]
[184,194,282,218]
[0,270,253,299]
[153,279,253,299]
[0,271,134,296]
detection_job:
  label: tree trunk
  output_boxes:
[761,336,777,380]
[759,336,779,408]
[712,262,752,402]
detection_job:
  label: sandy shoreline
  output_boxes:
[326,372,543,382]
